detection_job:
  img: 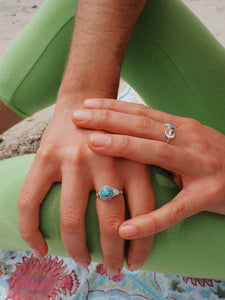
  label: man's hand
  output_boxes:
[17,0,151,275]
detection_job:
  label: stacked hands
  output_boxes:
[17,98,225,276]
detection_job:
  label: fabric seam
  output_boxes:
[145,30,210,122]
[10,16,74,116]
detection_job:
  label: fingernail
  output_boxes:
[90,134,111,147]
[119,224,138,238]
[127,262,143,272]
[106,267,121,276]
[74,259,91,268]
[84,99,100,108]
[31,249,43,258]
[73,110,91,122]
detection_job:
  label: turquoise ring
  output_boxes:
[164,123,176,141]
[96,185,123,201]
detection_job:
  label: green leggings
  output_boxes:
[0,0,225,280]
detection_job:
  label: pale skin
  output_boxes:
[0,0,158,275]
[72,98,225,239]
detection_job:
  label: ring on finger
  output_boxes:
[164,123,176,142]
[96,185,123,201]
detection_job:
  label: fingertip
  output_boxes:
[72,110,91,124]
[31,243,48,259]
[31,249,43,259]
[88,134,111,148]
[29,232,48,258]
[119,223,138,239]
[73,258,91,269]
[127,262,144,272]
[84,98,101,108]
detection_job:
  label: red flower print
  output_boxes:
[6,255,79,300]
[96,264,125,282]
[96,263,106,276]
[183,277,221,287]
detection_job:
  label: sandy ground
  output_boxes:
[0,0,225,59]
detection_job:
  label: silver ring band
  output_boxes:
[164,123,176,141]
[96,185,123,201]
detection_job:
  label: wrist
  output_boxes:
[58,63,120,102]
[55,89,117,115]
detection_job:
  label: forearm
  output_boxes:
[57,0,146,108]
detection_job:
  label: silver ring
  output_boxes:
[96,185,123,201]
[164,123,176,141]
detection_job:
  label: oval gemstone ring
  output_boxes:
[96,185,123,201]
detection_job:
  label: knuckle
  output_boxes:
[171,202,187,223]
[200,155,221,175]
[207,157,220,173]
[66,147,88,167]
[36,145,55,164]
[101,217,122,235]
[192,133,207,148]
[136,116,150,129]
[61,211,82,231]
[102,110,111,123]
[149,214,161,234]
[17,191,33,209]
[110,99,119,109]
[137,104,150,117]
[120,136,130,152]
[207,181,224,201]
[186,118,201,130]
[67,148,81,164]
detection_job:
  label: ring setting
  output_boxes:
[164,123,176,141]
[96,185,123,201]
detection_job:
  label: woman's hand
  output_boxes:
[17,99,155,274]
[72,98,225,240]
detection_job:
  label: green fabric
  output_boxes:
[0,0,225,280]
[122,0,225,134]
[0,0,76,117]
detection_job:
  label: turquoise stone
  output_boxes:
[101,187,112,199]
[169,124,175,130]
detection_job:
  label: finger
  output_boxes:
[119,188,205,239]
[93,160,125,276]
[123,162,154,271]
[17,164,52,258]
[88,133,203,176]
[73,109,169,142]
[60,166,91,268]
[83,98,182,125]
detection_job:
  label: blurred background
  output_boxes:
[0,0,225,59]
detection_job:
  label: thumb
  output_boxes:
[119,189,204,239]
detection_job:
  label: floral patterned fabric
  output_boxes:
[0,250,225,300]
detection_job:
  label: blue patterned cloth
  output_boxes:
[0,250,225,300]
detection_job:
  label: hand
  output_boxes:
[17,99,154,274]
[72,98,225,240]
